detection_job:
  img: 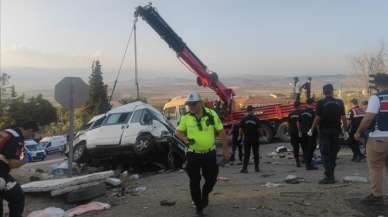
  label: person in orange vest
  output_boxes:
[347,98,366,162]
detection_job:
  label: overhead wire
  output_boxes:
[109,18,137,103]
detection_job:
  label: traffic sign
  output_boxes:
[55,77,89,109]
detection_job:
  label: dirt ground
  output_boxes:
[22,142,388,217]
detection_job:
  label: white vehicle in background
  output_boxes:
[40,135,67,154]
[70,101,183,167]
[163,96,187,127]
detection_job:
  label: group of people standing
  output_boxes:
[176,73,388,216]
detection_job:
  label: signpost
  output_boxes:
[55,77,89,177]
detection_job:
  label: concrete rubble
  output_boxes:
[22,171,114,196]
[105,178,122,187]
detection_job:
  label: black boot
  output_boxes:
[202,192,209,209]
[319,170,335,184]
[195,208,205,217]
[240,168,248,173]
[306,162,318,170]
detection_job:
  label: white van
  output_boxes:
[40,135,67,154]
[71,101,182,165]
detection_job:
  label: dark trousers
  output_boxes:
[348,132,363,158]
[319,128,341,178]
[231,137,243,162]
[186,150,219,209]
[242,140,259,170]
[0,175,25,217]
[290,134,302,165]
[300,132,317,166]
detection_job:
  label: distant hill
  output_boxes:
[4,66,363,106]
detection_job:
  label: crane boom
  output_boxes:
[135,4,235,106]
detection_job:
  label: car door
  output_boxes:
[121,109,153,146]
[89,112,132,147]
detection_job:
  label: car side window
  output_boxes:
[91,116,106,129]
[140,109,153,125]
[104,112,132,125]
[131,109,144,123]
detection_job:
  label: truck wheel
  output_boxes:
[73,143,86,163]
[259,124,273,144]
[276,122,290,142]
[134,134,154,156]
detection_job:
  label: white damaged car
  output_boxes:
[70,101,184,167]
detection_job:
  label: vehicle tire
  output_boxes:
[276,121,290,142]
[73,143,87,163]
[259,123,273,144]
[134,134,155,156]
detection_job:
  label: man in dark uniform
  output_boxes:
[309,84,347,184]
[288,102,303,167]
[229,123,243,165]
[300,98,318,170]
[175,92,228,216]
[347,98,365,162]
[0,121,39,217]
[240,105,261,173]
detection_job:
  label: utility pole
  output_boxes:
[134,22,140,100]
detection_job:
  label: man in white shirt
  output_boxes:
[355,73,388,206]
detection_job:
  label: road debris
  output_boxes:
[342,176,368,183]
[133,186,147,193]
[27,207,65,217]
[160,200,176,206]
[261,182,283,188]
[64,202,111,217]
[284,175,305,184]
[276,146,289,153]
[217,176,231,181]
[129,174,140,180]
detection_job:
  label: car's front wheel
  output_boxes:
[73,143,87,163]
[134,134,154,156]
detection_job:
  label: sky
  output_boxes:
[1,0,388,89]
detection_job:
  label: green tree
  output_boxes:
[0,73,16,115]
[6,94,57,127]
[86,60,111,115]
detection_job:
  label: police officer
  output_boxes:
[300,98,318,170]
[355,73,388,206]
[0,121,39,217]
[288,101,303,168]
[309,84,347,184]
[175,92,228,216]
[347,98,365,162]
[229,122,243,165]
[239,105,261,173]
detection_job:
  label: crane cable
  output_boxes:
[109,18,137,103]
